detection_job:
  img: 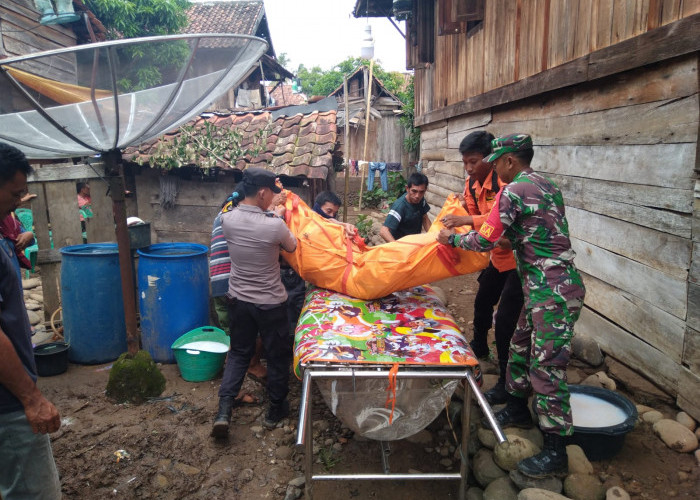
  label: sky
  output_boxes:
[190,0,409,73]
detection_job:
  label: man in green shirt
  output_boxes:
[380,173,431,242]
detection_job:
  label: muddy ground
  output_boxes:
[36,272,699,499]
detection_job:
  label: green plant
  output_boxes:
[355,214,373,240]
[136,120,271,170]
[318,446,341,471]
[360,172,406,209]
[398,78,420,154]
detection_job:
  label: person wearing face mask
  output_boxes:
[312,190,357,237]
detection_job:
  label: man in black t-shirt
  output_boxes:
[380,173,431,242]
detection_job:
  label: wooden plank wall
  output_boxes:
[416,0,700,118]
[27,163,117,322]
[0,0,78,81]
[420,54,700,419]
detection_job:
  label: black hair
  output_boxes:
[458,131,494,156]
[0,143,32,184]
[512,148,534,165]
[314,190,342,208]
[76,181,88,194]
[407,172,429,189]
[224,184,246,208]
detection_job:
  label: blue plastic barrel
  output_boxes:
[137,243,209,363]
[60,244,127,363]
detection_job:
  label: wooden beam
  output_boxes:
[28,162,106,182]
[588,12,700,79]
[416,13,700,127]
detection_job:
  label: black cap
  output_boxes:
[242,167,281,193]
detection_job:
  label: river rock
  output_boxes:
[675,411,696,432]
[472,448,507,487]
[696,427,700,441]
[566,445,593,474]
[567,368,583,385]
[22,278,41,289]
[635,404,654,415]
[28,292,43,303]
[564,473,605,500]
[653,419,699,453]
[510,470,563,493]
[480,426,543,449]
[518,488,571,500]
[483,476,519,500]
[694,449,700,466]
[466,487,484,500]
[581,372,616,391]
[571,335,604,366]
[604,486,630,500]
[641,410,664,424]
[494,435,540,471]
[478,427,497,449]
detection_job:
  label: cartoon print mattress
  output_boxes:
[293,284,480,379]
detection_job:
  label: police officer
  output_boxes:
[212,168,297,437]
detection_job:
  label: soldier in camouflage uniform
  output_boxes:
[438,133,585,478]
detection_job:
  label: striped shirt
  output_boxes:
[209,210,230,297]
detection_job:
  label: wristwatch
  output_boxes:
[447,233,455,247]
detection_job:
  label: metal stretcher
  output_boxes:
[293,286,506,500]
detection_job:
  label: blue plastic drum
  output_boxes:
[137,243,209,363]
[60,244,127,363]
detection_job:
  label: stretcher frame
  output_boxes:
[296,362,506,500]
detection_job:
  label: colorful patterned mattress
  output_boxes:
[293,285,480,379]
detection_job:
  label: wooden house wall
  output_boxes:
[0,0,78,82]
[134,168,312,247]
[419,54,700,419]
[414,0,700,118]
[342,112,405,164]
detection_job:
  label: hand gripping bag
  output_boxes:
[281,192,489,300]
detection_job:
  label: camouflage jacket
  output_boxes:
[455,169,585,308]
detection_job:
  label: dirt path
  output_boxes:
[34,272,698,499]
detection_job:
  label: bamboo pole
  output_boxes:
[342,75,349,222]
[358,60,374,210]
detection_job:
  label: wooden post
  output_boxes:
[358,60,374,210]
[342,75,349,222]
[105,151,139,356]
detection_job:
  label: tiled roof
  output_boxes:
[126,110,338,180]
[186,1,264,48]
[267,84,307,107]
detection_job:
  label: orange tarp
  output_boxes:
[4,67,112,105]
[281,192,489,300]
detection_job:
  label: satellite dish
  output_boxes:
[0,34,268,159]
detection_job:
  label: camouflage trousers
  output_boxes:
[505,297,584,436]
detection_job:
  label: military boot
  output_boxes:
[517,432,568,478]
[482,393,532,429]
[211,396,235,438]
